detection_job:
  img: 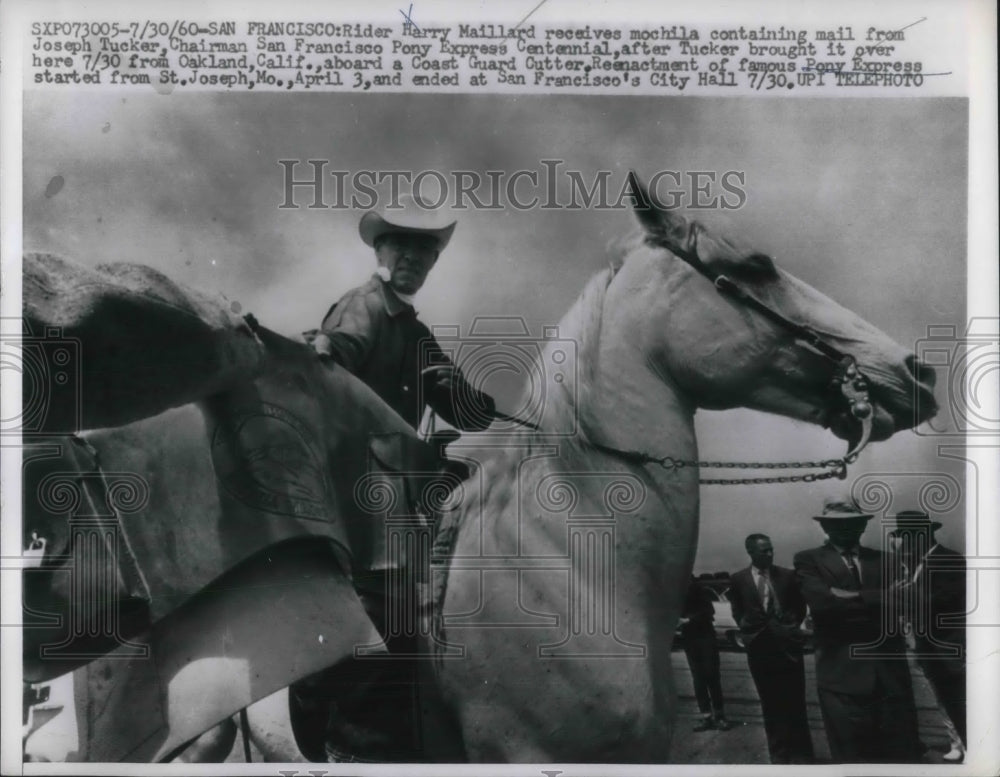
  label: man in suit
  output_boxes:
[730,534,814,763]
[889,510,966,761]
[793,498,922,763]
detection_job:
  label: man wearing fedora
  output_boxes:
[889,510,966,761]
[793,497,922,763]
[311,195,496,433]
[729,534,814,763]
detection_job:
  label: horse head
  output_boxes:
[604,173,937,449]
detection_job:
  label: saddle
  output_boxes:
[22,404,455,761]
[291,430,464,763]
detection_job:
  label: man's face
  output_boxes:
[821,518,868,549]
[889,528,934,558]
[748,538,774,570]
[375,233,440,295]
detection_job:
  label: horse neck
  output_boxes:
[541,269,698,467]
[531,269,701,594]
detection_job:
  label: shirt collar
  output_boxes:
[827,541,860,556]
[374,274,415,317]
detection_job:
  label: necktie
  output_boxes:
[756,570,769,610]
[842,551,862,589]
[757,569,779,615]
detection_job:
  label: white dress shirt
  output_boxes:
[751,565,774,611]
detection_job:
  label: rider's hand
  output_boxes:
[423,365,457,392]
[311,332,334,359]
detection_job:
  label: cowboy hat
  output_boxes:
[812,497,874,522]
[887,509,943,534]
[358,193,457,250]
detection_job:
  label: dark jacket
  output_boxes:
[901,543,966,655]
[680,579,716,639]
[321,275,495,431]
[728,565,807,650]
[794,543,910,695]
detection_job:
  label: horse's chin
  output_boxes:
[828,404,896,447]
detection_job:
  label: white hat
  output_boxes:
[358,193,456,250]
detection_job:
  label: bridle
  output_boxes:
[584,179,876,485]
[479,231,874,484]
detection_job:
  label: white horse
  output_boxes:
[428,176,936,762]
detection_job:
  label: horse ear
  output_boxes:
[628,170,694,248]
[627,171,661,236]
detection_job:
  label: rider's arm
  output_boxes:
[422,340,497,432]
[318,291,380,372]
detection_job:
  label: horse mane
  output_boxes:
[450,263,620,537]
[534,264,619,435]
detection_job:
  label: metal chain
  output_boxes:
[696,467,848,486]
[659,456,847,471]
[653,455,851,486]
[587,442,857,486]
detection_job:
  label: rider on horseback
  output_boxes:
[310,194,496,436]
[301,196,496,762]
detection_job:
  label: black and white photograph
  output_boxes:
[2,0,997,773]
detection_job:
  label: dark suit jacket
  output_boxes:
[911,543,966,654]
[679,579,716,640]
[794,543,910,695]
[729,565,807,650]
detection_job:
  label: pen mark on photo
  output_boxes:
[400,3,420,32]
[799,68,952,77]
[512,0,551,32]
[897,17,927,33]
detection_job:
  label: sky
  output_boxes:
[22,91,968,572]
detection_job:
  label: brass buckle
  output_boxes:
[837,357,873,460]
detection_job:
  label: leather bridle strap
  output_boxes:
[630,170,852,366]
[646,231,875,443]
[624,174,877,472]
[661,238,852,365]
